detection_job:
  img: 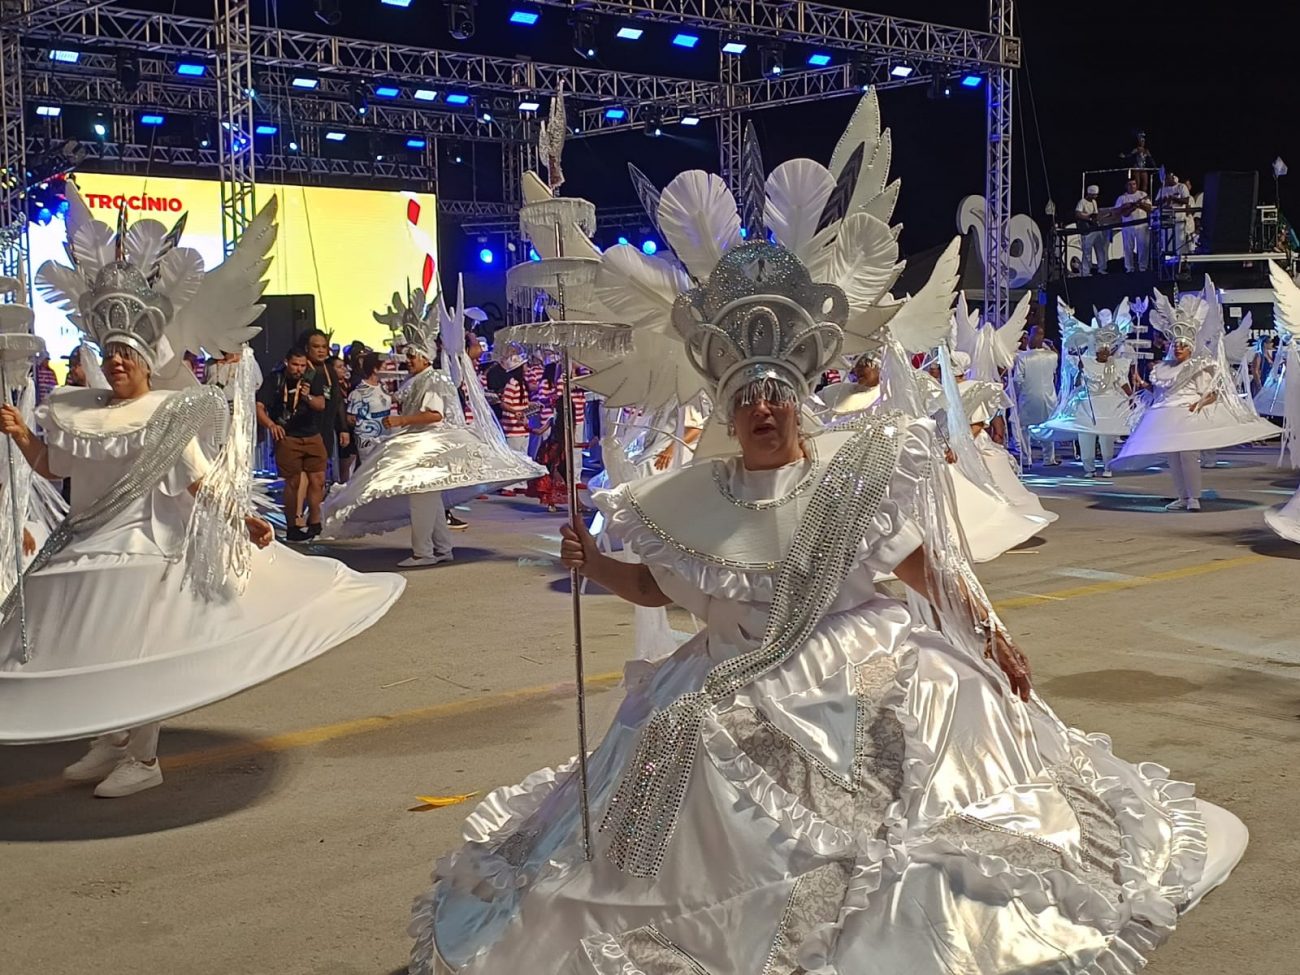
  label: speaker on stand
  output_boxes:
[252,294,317,379]
[1197,171,1259,254]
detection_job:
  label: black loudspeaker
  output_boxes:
[1199,171,1258,254]
[252,294,316,378]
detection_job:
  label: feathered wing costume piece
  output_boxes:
[1269,260,1300,467]
[438,276,513,452]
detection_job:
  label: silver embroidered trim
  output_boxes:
[601,413,907,878]
[617,925,713,975]
[621,489,780,571]
[762,860,854,975]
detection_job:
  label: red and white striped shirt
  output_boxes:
[535,377,557,426]
[460,384,474,424]
[500,377,530,436]
[524,362,543,392]
[570,385,586,427]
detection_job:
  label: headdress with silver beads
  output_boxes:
[35,184,278,385]
[374,288,438,360]
[1149,278,1219,353]
[565,91,961,437]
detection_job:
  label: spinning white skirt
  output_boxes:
[321,424,544,539]
[1112,398,1279,468]
[1264,483,1300,543]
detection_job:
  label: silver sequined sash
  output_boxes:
[2,387,223,634]
[601,411,908,877]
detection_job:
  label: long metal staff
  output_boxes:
[1,362,30,663]
[551,223,593,861]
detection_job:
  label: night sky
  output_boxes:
[127,1,1300,258]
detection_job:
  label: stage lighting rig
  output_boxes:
[116,52,140,95]
[643,106,663,137]
[447,1,477,41]
[851,57,873,91]
[351,80,372,116]
[927,68,951,100]
[572,12,598,60]
[759,44,783,77]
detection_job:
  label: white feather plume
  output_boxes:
[656,171,742,282]
[884,237,961,354]
[828,88,882,183]
[847,129,894,219]
[594,244,688,331]
[763,159,835,259]
[804,212,901,310]
[992,292,1033,368]
[125,220,171,275]
[1269,259,1300,339]
[69,221,115,281]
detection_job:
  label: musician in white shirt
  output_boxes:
[1155,172,1191,257]
[1074,184,1108,276]
[1115,178,1153,272]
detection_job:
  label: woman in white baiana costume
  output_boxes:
[1111,277,1280,510]
[1035,298,1145,479]
[1264,261,1300,541]
[0,193,405,797]
[409,94,1245,975]
[320,281,544,564]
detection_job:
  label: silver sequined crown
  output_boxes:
[373,288,438,357]
[670,243,846,409]
[78,261,174,364]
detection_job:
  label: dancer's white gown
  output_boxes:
[321,368,544,539]
[0,387,406,743]
[1265,483,1300,542]
[409,418,1245,975]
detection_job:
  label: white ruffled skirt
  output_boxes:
[408,595,1246,975]
[321,427,544,539]
[0,542,405,743]
[1253,372,1286,418]
[1112,399,1279,469]
[1264,482,1300,543]
[974,434,1059,526]
[946,465,1052,563]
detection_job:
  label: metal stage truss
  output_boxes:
[3,0,1019,300]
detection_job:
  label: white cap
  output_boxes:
[1086,184,1100,195]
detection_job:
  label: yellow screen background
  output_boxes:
[32,173,438,368]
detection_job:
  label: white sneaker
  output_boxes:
[93,758,163,798]
[1165,499,1188,511]
[1083,469,1096,479]
[1187,498,1202,511]
[1101,469,1113,479]
[64,738,127,782]
[397,554,453,568]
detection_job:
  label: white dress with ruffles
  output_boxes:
[1265,482,1300,542]
[0,387,406,744]
[408,417,1245,975]
[321,368,544,539]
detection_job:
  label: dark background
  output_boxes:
[118,0,1298,264]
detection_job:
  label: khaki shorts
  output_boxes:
[275,434,328,477]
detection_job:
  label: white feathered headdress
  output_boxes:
[1149,276,1221,353]
[374,288,438,359]
[574,91,960,432]
[36,184,278,387]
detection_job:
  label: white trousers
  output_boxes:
[410,491,453,559]
[1121,225,1149,271]
[95,722,161,762]
[1080,231,1109,275]
[1168,451,1203,501]
[505,434,531,490]
[1201,449,1218,468]
[1078,433,1117,473]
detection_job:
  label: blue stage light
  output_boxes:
[292,76,319,89]
[528,247,541,261]
[604,107,627,120]
[325,131,346,141]
[177,62,206,77]
[255,124,278,135]
[479,247,495,265]
[722,41,747,55]
[375,85,401,98]
[617,236,629,245]
[57,199,70,216]
[48,50,80,63]
[406,137,428,149]
[414,89,437,101]
[446,93,471,105]
[140,114,164,126]
[890,64,914,78]
[672,33,699,49]
[807,53,831,67]
[680,115,701,126]
[381,0,413,6]
[616,27,643,40]
[641,240,658,255]
[509,9,540,25]
[961,74,982,88]
[37,207,52,225]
